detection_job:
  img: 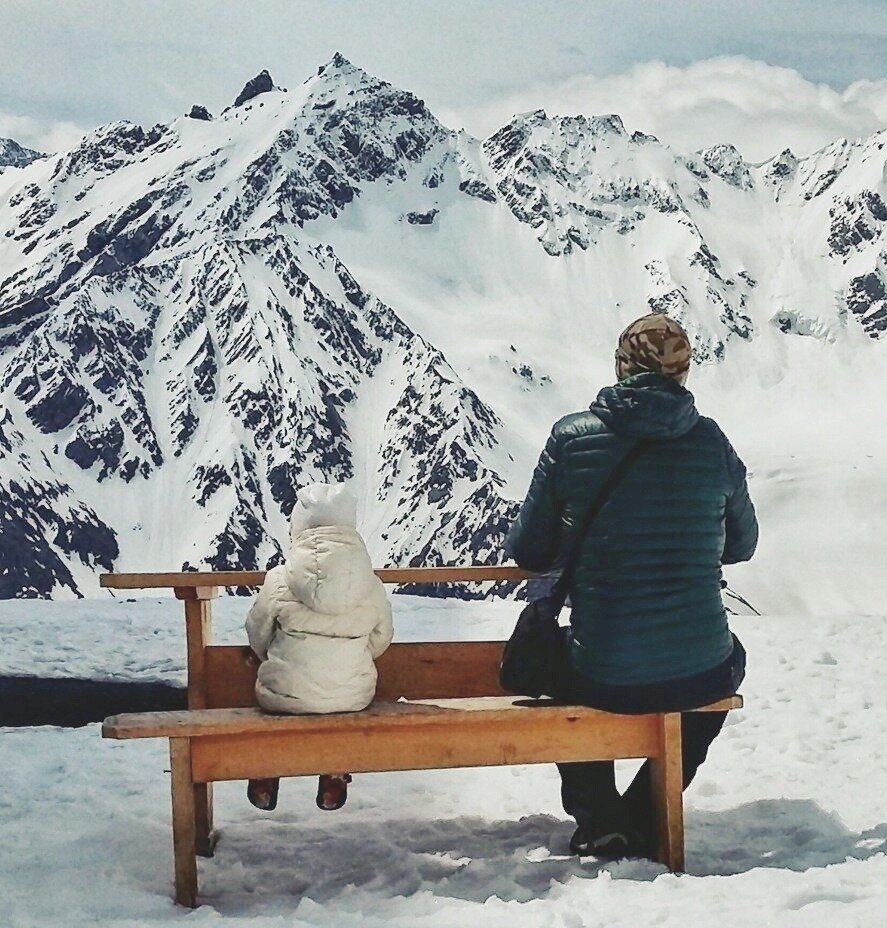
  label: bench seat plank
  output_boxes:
[102,695,741,740]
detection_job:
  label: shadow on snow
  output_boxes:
[198,799,887,910]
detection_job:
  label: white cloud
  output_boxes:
[2,55,885,165]
[0,112,86,155]
[442,57,887,162]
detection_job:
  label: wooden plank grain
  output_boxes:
[105,703,528,738]
[202,641,509,708]
[650,713,685,871]
[182,598,213,710]
[100,566,534,590]
[205,646,260,708]
[376,641,507,699]
[189,711,660,781]
[102,695,742,740]
[202,644,740,710]
[169,738,198,908]
[104,700,613,739]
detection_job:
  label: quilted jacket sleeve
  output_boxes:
[722,438,759,565]
[506,427,563,572]
[368,584,394,659]
[244,567,284,661]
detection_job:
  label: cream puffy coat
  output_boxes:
[245,485,393,714]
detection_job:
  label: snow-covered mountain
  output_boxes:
[0,53,885,599]
[0,137,44,171]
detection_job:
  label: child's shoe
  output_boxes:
[247,777,280,811]
[316,773,352,810]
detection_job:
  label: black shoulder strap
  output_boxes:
[551,439,653,608]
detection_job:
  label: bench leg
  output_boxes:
[649,712,685,871]
[169,738,199,907]
[176,588,218,858]
[194,783,217,857]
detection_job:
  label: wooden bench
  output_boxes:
[100,568,742,907]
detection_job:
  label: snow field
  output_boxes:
[1,597,886,926]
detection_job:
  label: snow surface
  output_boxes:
[2,596,887,926]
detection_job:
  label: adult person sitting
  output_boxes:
[506,313,758,859]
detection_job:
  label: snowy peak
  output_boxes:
[697,144,754,190]
[483,108,714,256]
[233,69,279,107]
[302,51,439,135]
[313,51,362,82]
[762,148,799,190]
[0,136,45,170]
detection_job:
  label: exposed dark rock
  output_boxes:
[193,463,232,507]
[829,191,887,257]
[26,380,91,433]
[766,149,798,183]
[459,179,497,202]
[847,272,887,335]
[234,70,276,107]
[0,137,45,169]
[0,472,117,598]
[187,105,212,121]
[64,420,126,477]
[805,168,840,199]
[699,144,753,190]
[631,130,659,145]
[53,122,168,181]
[406,209,438,225]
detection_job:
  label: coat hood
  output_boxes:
[286,484,369,614]
[590,372,699,439]
[290,483,358,537]
[284,526,377,614]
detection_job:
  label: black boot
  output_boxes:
[570,826,652,859]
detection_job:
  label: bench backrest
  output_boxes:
[204,641,509,707]
[100,568,531,708]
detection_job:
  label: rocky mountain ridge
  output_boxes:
[0,137,44,171]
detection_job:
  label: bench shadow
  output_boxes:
[199,799,887,911]
[687,799,887,877]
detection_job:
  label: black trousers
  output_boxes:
[557,710,727,838]
[557,636,745,839]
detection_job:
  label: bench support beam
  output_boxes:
[169,737,199,908]
[175,586,218,859]
[175,585,218,709]
[188,712,660,782]
[650,712,684,871]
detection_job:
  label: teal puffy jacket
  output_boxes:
[507,372,758,686]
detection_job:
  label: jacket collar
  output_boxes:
[590,373,699,438]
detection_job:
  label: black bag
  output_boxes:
[499,440,652,699]
[498,594,571,700]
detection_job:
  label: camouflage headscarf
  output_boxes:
[615,313,692,385]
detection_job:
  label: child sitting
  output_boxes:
[244,483,394,811]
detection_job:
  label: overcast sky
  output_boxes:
[1,0,886,160]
